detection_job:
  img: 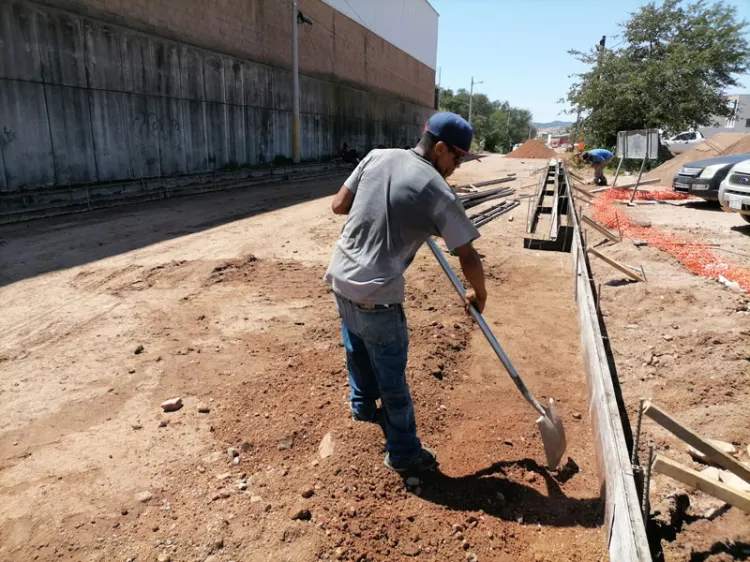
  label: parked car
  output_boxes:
[662,130,705,155]
[718,159,750,224]
[672,153,750,201]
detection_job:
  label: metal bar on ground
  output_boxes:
[454,176,516,191]
[459,185,515,202]
[469,201,512,222]
[473,201,520,228]
[462,189,515,210]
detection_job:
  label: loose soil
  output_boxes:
[0,156,607,561]
[506,140,556,160]
[573,168,750,561]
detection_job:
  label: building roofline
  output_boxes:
[423,0,439,16]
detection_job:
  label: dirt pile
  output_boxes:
[506,139,556,159]
[646,133,750,185]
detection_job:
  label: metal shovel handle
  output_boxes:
[426,238,546,417]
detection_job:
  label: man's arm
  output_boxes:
[453,242,487,313]
[331,185,355,215]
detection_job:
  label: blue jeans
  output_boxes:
[335,295,422,463]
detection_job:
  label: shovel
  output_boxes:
[426,238,567,469]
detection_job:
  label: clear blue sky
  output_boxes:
[429,0,750,123]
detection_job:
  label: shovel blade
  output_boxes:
[536,398,567,470]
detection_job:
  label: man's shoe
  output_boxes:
[384,448,438,473]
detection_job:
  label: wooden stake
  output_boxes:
[582,215,620,242]
[652,455,750,514]
[587,247,645,282]
[643,401,750,484]
[570,183,595,200]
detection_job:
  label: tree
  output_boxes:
[564,0,750,148]
[438,89,536,152]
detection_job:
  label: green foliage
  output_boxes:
[438,88,536,153]
[564,0,750,148]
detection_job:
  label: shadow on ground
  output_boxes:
[417,458,603,528]
[681,200,723,212]
[730,223,750,236]
[0,173,347,287]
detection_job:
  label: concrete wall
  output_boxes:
[0,1,434,192]
[35,0,436,108]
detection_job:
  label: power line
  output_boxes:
[343,0,368,28]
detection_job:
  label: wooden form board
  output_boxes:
[588,247,646,282]
[570,175,652,561]
[652,456,750,513]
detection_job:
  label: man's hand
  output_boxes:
[453,243,488,316]
[464,289,486,314]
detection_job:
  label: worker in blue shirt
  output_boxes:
[580,149,614,186]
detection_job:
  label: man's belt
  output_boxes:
[356,303,394,310]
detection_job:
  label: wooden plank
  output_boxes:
[643,401,750,484]
[591,178,660,193]
[582,215,620,242]
[652,455,750,513]
[587,247,645,282]
[570,183,595,200]
[568,169,584,180]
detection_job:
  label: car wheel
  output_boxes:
[742,215,750,225]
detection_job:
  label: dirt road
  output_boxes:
[0,156,606,561]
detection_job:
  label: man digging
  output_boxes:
[324,112,488,474]
[580,148,614,186]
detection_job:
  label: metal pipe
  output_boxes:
[292,0,301,163]
[642,444,654,521]
[426,238,546,417]
[632,399,645,466]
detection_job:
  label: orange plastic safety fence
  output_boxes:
[591,188,750,293]
[605,187,693,201]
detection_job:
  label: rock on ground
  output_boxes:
[160,397,183,412]
[319,432,334,458]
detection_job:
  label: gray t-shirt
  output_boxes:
[324,148,480,304]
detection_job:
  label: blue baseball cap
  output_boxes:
[424,112,480,161]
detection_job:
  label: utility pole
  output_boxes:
[468,76,483,125]
[291,0,301,163]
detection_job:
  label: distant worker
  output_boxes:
[325,112,486,474]
[340,143,360,165]
[580,148,614,186]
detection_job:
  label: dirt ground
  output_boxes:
[573,166,750,561]
[0,156,610,562]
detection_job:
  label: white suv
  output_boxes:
[718,158,750,224]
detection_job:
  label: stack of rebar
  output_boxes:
[469,200,520,228]
[460,186,516,210]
